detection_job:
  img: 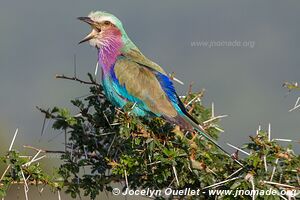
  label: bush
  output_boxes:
[1,74,299,200]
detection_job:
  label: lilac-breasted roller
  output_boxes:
[78,11,239,163]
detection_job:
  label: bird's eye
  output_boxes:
[104,21,111,25]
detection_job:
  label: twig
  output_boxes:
[103,112,112,128]
[23,145,65,154]
[9,128,19,151]
[55,74,100,86]
[40,114,49,137]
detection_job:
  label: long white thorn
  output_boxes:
[289,97,300,112]
[147,161,161,166]
[24,184,29,200]
[226,167,243,179]
[124,169,128,188]
[278,193,288,200]
[27,155,46,165]
[169,73,184,85]
[250,177,256,200]
[203,115,228,124]
[272,138,293,142]
[21,168,29,192]
[289,104,300,112]
[94,61,99,76]
[227,143,250,156]
[185,96,199,107]
[23,150,42,167]
[263,155,268,172]
[263,180,297,189]
[270,158,279,181]
[268,123,271,141]
[58,190,61,200]
[172,165,179,186]
[294,97,300,107]
[9,128,19,151]
[256,125,261,135]
[212,125,225,133]
[202,176,241,190]
[0,165,11,181]
[211,102,215,118]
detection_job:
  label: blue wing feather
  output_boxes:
[155,73,178,104]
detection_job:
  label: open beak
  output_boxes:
[78,17,99,44]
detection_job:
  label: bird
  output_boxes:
[78,11,241,165]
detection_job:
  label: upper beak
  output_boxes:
[78,17,98,44]
[78,17,95,26]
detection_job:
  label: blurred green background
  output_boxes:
[1,0,299,199]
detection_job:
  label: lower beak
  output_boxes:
[78,29,98,44]
[78,17,98,44]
